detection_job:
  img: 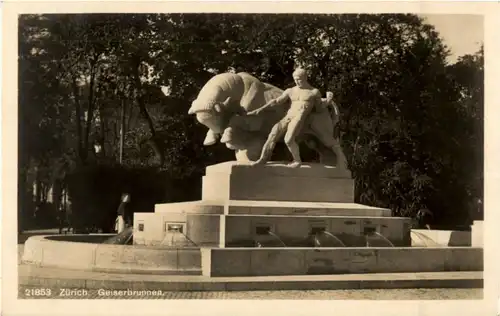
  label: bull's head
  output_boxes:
[188,96,231,135]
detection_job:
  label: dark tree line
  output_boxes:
[18,13,483,231]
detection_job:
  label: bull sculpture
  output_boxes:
[172,72,343,165]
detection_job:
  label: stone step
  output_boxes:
[154,201,224,214]
[224,200,392,216]
[18,263,484,291]
[154,200,392,217]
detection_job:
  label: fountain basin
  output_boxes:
[22,235,201,275]
[201,247,483,277]
[21,235,483,279]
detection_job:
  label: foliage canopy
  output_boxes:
[19,13,483,230]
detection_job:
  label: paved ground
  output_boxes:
[18,261,483,299]
[18,285,483,300]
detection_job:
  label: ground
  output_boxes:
[18,286,482,299]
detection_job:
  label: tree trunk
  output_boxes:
[52,179,62,213]
[132,58,165,167]
[34,166,41,205]
[134,63,157,137]
[18,168,29,232]
[126,100,134,135]
[71,75,86,164]
[119,100,125,164]
[83,57,98,159]
[98,109,107,157]
[41,183,49,203]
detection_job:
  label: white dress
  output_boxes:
[115,215,125,233]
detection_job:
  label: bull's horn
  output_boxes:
[203,131,219,146]
[220,128,233,143]
[188,99,205,114]
[189,98,218,114]
[222,96,231,106]
[188,104,197,115]
[214,104,222,112]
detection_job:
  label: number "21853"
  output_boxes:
[24,288,52,297]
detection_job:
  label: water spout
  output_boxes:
[267,231,287,247]
[253,230,287,247]
[103,226,133,245]
[410,231,439,247]
[314,231,346,247]
[364,230,395,247]
[160,231,199,247]
[372,231,395,247]
[124,231,133,244]
[180,231,199,247]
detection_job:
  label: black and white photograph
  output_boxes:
[2,2,499,316]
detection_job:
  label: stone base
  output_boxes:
[135,161,404,248]
[21,158,485,282]
[202,161,354,203]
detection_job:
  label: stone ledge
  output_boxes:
[225,200,392,216]
[154,201,224,214]
[22,235,201,274]
[153,200,392,216]
[201,247,484,277]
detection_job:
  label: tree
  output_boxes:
[444,47,484,222]
[19,13,483,231]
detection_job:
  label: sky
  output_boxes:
[421,14,483,63]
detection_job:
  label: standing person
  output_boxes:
[57,204,65,234]
[248,68,347,168]
[115,193,130,233]
[416,208,433,229]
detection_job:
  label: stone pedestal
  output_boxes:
[202,161,354,203]
[134,161,411,248]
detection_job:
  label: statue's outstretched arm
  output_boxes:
[247,89,290,115]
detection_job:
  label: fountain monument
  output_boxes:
[21,70,482,284]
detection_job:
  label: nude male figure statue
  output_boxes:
[248,68,348,169]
